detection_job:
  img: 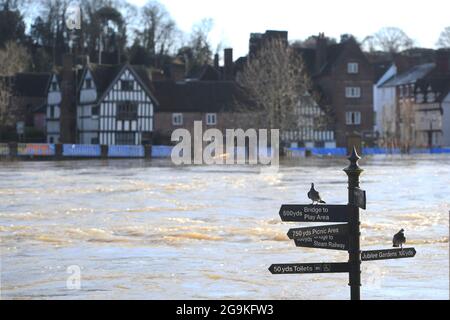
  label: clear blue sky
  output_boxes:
[129,0,449,58]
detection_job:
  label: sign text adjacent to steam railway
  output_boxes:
[294,234,348,250]
[279,205,350,223]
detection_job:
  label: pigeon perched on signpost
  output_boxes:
[308,183,326,205]
[393,229,406,249]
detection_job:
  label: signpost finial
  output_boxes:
[346,146,362,172]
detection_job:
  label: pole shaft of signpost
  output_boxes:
[344,147,363,301]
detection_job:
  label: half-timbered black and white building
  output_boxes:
[45,63,157,145]
[282,95,336,148]
[77,64,157,145]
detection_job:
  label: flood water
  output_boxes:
[0,155,449,300]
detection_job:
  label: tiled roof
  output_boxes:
[88,64,123,98]
[80,63,157,104]
[13,73,51,97]
[381,63,435,87]
[415,76,450,103]
[186,65,221,81]
[153,80,254,113]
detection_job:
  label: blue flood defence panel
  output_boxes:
[108,145,144,158]
[362,148,401,155]
[63,144,101,157]
[311,148,347,156]
[288,148,347,156]
[410,148,450,154]
[152,145,173,158]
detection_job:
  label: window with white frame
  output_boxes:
[206,113,217,125]
[172,113,183,126]
[346,111,361,125]
[345,87,361,98]
[347,62,359,74]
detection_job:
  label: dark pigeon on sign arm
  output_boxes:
[393,229,406,249]
[308,183,326,205]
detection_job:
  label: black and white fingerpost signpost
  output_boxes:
[269,147,417,300]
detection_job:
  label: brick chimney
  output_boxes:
[315,33,327,74]
[224,48,234,80]
[214,53,219,71]
[59,54,77,143]
[436,49,450,74]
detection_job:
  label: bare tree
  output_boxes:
[0,41,29,77]
[189,18,213,66]
[372,27,414,53]
[398,98,416,152]
[0,78,13,128]
[291,35,337,49]
[136,1,178,57]
[437,26,450,48]
[176,18,214,73]
[0,41,30,128]
[380,102,397,150]
[361,35,377,53]
[236,39,312,134]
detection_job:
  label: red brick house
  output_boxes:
[152,80,254,144]
[297,34,376,149]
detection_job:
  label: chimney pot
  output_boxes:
[315,33,327,74]
[224,48,233,80]
[214,53,219,70]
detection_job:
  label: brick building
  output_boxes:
[296,34,376,149]
[152,80,254,145]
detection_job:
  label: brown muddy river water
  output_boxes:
[0,155,449,299]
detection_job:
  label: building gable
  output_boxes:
[98,65,157,106]
[47,74,61,105]
[49,74,60,92]
[79,69,98,104]
[95,65,155,146]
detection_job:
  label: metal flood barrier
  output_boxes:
[17,143,56,156]
[108,145,145,158]
[62,144,102,157]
